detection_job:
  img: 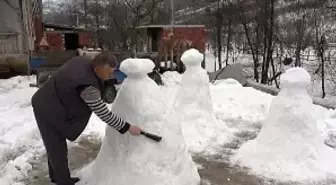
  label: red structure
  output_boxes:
[136,25,207,71]
[160,26,206,53]
[33,19,93,51]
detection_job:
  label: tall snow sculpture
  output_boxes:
[78,58,200,185]
[232,67,336,182]
[174,48,232,153]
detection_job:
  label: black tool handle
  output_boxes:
[140,131,162,142]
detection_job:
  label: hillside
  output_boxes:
[175,0,334,24]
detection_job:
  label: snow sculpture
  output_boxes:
[233,67,336,182]
[174,48,232,153]
[177,49,213,111]
[78,58,200,185]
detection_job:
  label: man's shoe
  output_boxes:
[51,177,80,184]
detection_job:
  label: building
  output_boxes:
[0,0,93,77]
[135,24,207,72]
[36,23,92,51]
[0,0,41,54]
[30,23,93,70]
[0,0,41,77]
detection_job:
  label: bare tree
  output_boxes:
[260,0,275,84]
[124,0,163,51]
[216,0,222,69]
[238,0,261,82]
[317,35,327,98]
[294,0,305,67]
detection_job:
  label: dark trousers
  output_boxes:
[33,108,74,185]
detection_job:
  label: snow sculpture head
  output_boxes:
[113,57,164,124]
[120,58,155,78]
[280,67,311,89]
[181,48,204,67]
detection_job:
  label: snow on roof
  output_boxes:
[44,23,89,32]
[136,24,206,29]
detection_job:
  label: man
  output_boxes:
[31,51,142,185]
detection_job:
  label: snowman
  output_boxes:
[174,48,232,153]
[233,67,336,182]
[78,58,200,185]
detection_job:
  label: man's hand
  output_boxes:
[128,125,142,136]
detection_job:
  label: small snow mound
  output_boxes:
[161,71,182,86]
[181,48,204,66]
[280,67,311,89]
[213,78,242,87]
[120,58,154,77]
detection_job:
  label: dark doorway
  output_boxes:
[151,31,159,52]
[64,33,79,50]
[148,28,161,52]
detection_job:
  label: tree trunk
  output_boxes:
[216,0,222,69]
[321,52,325,98]
[261,0,274,84]
[270,58,279,88]
[319,36,326,98]
[239,2,264,82]
[225,17,232,66]
[295,16,305,67]
[261,0,268,83]
[95,0,102,48]
[84,0,88,28]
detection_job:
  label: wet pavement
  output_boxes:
[24,136,267,185]
[22,135,269,185]
[23,133,336,185]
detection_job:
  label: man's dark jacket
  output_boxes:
[31,56,104,141]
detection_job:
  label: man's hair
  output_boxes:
[91,51,118,68]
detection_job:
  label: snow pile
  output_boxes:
[161,71,182,86]
[322,114,336,148]
[210,81,273,132]
[0,76,45,184]
[212,78,243,87]
[232,67,336,183]
[78,58,200,185]
[160,71,182,108]
[174,49,233,153]
[0,76,35,94]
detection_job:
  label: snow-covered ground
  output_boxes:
[205,49,336,101]
[1,53,336,184]
[0,71,336,184]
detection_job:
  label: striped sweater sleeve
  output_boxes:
[79,86,130,134]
